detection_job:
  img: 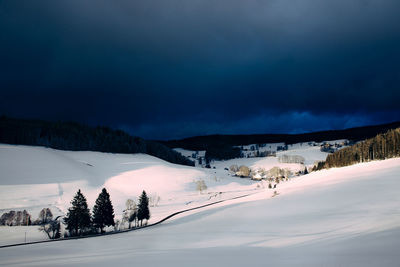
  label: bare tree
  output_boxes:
[149,193,161,207]
[196,179,207,193]
[123,199,137,229]
[39,216,61,239]
[38,208,53,224]
[229,164,239,173]
[237,165,250,177]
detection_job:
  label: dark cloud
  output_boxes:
[0,0,399,139]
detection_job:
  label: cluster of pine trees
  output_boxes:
[63,188,150,237]
[314,128,400,170]
[162,121,400,150]
[0,116,194,166]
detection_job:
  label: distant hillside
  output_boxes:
[161,121,400,151]
[313,127,400,170]
[0,117,194,167]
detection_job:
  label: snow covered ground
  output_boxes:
[176,140,339,169]
[0,141,350,245]
[1,142,400,266]
[0,144,259,245]
[0,141,333,226]
[1,158,400,266]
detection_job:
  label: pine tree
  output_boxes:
[64,189,91,236]
[92,188,115,233]
[315,128,400,170]
[137,190,150,227]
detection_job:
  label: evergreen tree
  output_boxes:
[313,128,400,171]
[0,116,195,167]
[137,190,150,227]
[64,189,91,236]
[92,188,115,233]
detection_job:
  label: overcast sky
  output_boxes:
[1,0,399,139]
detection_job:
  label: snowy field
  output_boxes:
[0,144,260,245]
[0,158,399,266]
[0,142,331,228]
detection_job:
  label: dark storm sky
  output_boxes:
[1,0,399,140]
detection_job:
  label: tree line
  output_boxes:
[161,121,400,150]
[0,210,31,226]
[0,116,194,167]
[17,188,150,239]
[62,188,150,237]
[313,128,400,170]
[163,121,400,162]
[0,188,151,239]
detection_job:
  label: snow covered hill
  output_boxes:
[1,156,400,266]
[0,140,335,228]
[0,143,260,245]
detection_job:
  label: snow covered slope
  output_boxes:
[0,144,258,237]
[1,158,400,266]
